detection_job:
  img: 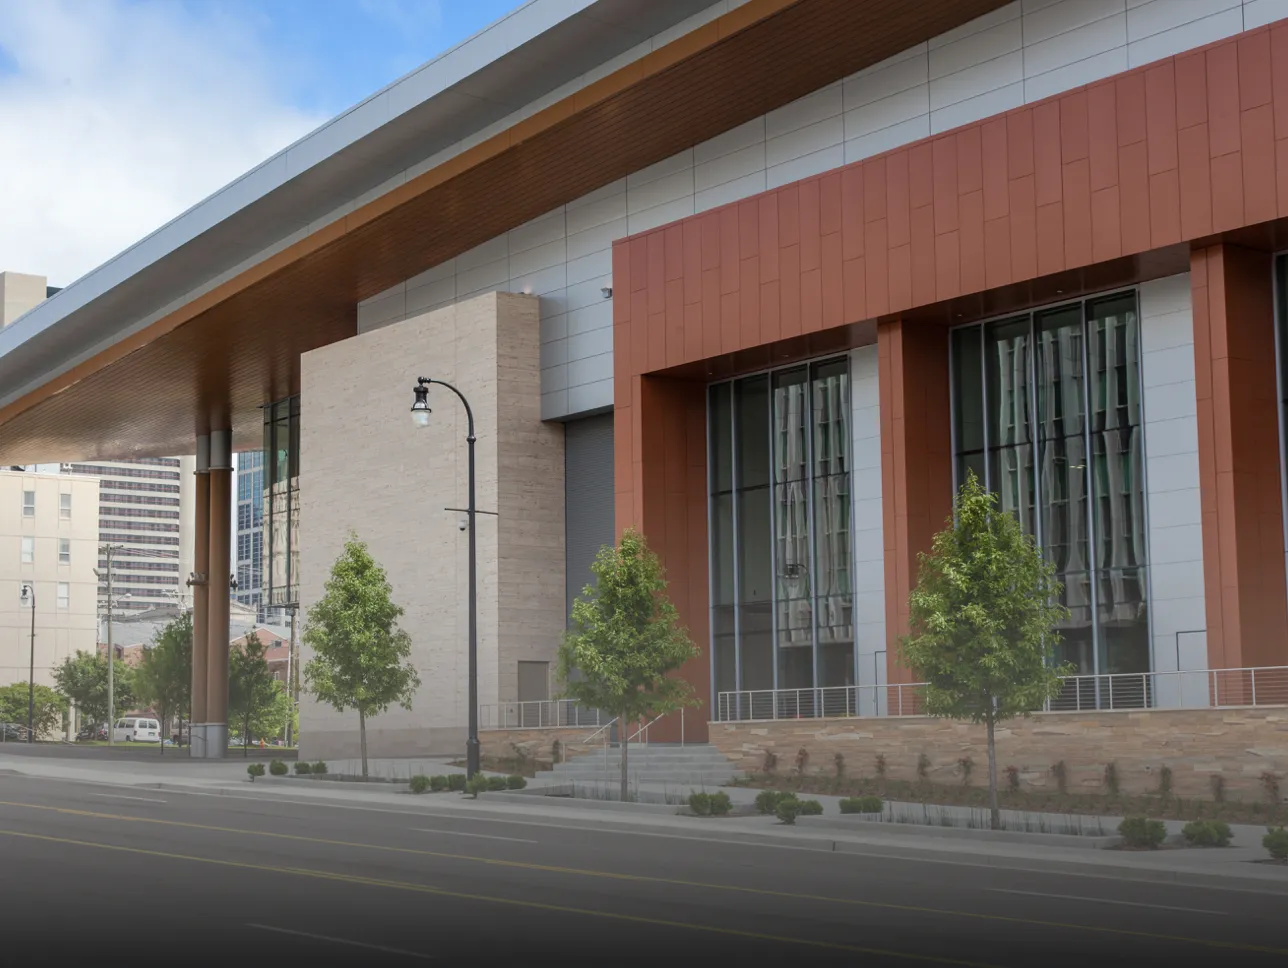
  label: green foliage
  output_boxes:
[797,798,823,816]
[486,775,508,791]
[229,631,280,754]
[556,529,700,798]
[53,650,137,727]
[839,796,884,815]
[775,797,802,825]
[688,792,713,816]
[1157,764,1173,796]
[133,614,192,749]
[268,759,288,777]
[447,773,466,792]
[302,535,421,777]
[708,792,732,816]
[1264,826,1288,860]
[466,773,490,798]
[430,775,448,792]
[755,790,795,815]
[409,775,431,794]
[312,761,328,774]
[1118,816,1166,849]
[1103,761,1120,796]
[0,682,66,737]
[247,762,265,781]
[1181,820,1232,847]
[294,761,312,775]
[506,775,527,790]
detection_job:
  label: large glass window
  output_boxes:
[263,396,299,607]
[709,356,853,710]
[951,292,1149,689]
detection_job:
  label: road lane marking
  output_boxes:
[90,793,167,803]
[0,799,1284,958]
[247,923,432,958]
[412,827,537,844]
[0,828,1001,968]
[987,888,1228,916]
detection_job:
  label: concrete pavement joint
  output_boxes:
[1,797,1287,957]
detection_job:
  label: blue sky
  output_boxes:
[0,0,523,286]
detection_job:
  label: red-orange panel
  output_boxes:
[1178,122,1214,237]
[1088,81,1119,190]
[1062,159,1093,267]
[1008,174,1038,281]
[758,195,780,282]
[1116,71,1147,146]
[842,256,866,322]
[801,266,823,334]
[1211,150,1246,231]
[983,216,1011,289]
[1239,30,1273,110]
[720,291,740,355]
[800,179,822,272]
[1008,107,1035,176]
[910,204,936,307]
[630,289,649,369]
[865,219,890,317]
[1242,103,1278,223]
[780,243,802,338]
[1274,24,1288,138]
[1091,185,1122,263]
[1145,62,1179,175]
[648,311,667,371]
[820,171,842,237]
[841,166,865,261]
[612,244,632,323]
[888,243,912,313]
[630,237,648,291]
[1036,201,1065,276]
[1034,101,1063,205]
[1278,137,1288,217]
[719,207,740,294]
[684,302,703,362]
[739,198,759,261]
[700,212,721,271]
[934,230,961,301]
[909,142,933,208]
[1207,41,1242,157]
[1060,91,1090,163]
[887,150,911,248]
[932,136,959,234]
[1118,141,1152,254]
[960,189,985,295]
[647,232,666,314]
[1175,49,1208,130]
[740,258,761,346]
[981,118,1009,219]
[683,219,703,305]
[821,232,844,328]
[701,266,722,358]
[958,126,983,196]
[665,278,685,368]
[664,224,684,281]
[1149,168,1182,247]
[760,279,782,343]
[778,183,800,247]
[864,156,887,222]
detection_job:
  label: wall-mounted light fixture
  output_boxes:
[601,287,612,298]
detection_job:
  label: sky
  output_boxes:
[0,0,520,289]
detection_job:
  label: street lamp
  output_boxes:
[409,376,479,778]
[20,584,35,743]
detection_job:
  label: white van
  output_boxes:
[113,717,161,742]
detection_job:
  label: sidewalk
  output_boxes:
[3,750,1285,893]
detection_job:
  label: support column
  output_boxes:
[1191,244,1288,672]
[204,430,233,757]
[189,437,210,757]
[878,319,953,693]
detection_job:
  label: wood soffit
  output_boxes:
[0,0,1010,463]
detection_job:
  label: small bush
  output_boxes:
[486,775,508,791]
[957,756,973,786]
[775,797,803,825]
[312,761,328,774]
[916,753,931,781]
[429,775,448,792]
[762,750,778,774]
[797,798,823,816]
[755,790,793,815]
[1210,774,1226,803]
[247,762,265,781]
[409,775,431,795]
[466,773,490,798]
[1051,760,1068,796]
[708,792,732,816]
[1262,772,1282,804]
[294,761,312,775]
[794,747,809,775]
[1157,764,1173,797]
[834,752,845,778]
[1264,826,1288,861]
[688,792,712,816]
[506,774,527,790]
[839,796,884,815]
[269,759,288,777]
[875,753,888,778]
[1004,765,1020,792]
[550,738,562,764]
[447,773,467,792]
[1182,820,1232,847]
[1118,816,1166,849]
[1103,761,1119,796]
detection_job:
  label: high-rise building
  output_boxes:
[235,450,274,623]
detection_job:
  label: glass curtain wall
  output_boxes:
[951,292,1149,705]
[710,356,854,718]
[263,396,300,608]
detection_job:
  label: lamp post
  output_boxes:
[410,376,479,779]
[20,584,34,742]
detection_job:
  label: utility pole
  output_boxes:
[105,544,114,745]
[285,605,297,747]
[21,584,34,742]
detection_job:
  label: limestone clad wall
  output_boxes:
[709,706,1288,800]
[298,292,564,759]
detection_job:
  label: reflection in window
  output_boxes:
[262,396,300,608]
[709,356,853,704]
[951,292,1149,686]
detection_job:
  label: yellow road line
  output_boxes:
[0,799,1283,958]
[0,828,1000,968]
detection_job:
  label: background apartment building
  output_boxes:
[0,469,99,691]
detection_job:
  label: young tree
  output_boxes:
[0,683,67,738]
[134,613,192,755]
[228,630,279,757]
[302,536,420,778]
[52,650,137,730]
[557,528,700,801]
[901,471,1073,830]
[249,680,293,745]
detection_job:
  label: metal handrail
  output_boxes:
[477,699,605,732]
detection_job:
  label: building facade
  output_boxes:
[4,1,1288,758]
[234,450,274,622]
[0,469,99,692]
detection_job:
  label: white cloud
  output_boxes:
[0,0,327,287]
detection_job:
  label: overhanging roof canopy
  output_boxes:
[0,0,1007,464]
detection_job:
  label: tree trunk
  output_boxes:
[986,715,1000,831]
[244,709,251,757]
[160,711,166,756]
[359,706,368,780]
[619,717,629,803]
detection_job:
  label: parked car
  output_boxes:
[77,723,106,741]
[1,723,26,741]
[112,717,161,743]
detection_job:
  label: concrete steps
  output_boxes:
[532,743,741,787]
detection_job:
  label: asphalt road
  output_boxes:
[0,773,1284,968]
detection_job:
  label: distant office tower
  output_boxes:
[62,458,194,612]
[235,450,275,623]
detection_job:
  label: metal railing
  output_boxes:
[0,723,34,742]
[478,700,605,731]
[714,666,1288,722]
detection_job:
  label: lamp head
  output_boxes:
[410,381,431,428]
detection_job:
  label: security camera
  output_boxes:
[458,517,469,532]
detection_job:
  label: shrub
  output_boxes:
[466,773,489,798]
[1264,826,1288,861]
[1103,761,1119,797]
[312,761,328,774]
[874,753,887,778]
[688,792,712,816]
[487,775,508,791]
[1051,760,1067,796]
[775,797,802,825]
[839,796,884,815]
[294,761,312,775]
[1157,765,1173,797]
[797,798,824,816]
[247,762,265,781]
[430,775,448,792]
[1182,820,1232,847]
[755,790,793,815]
[447,773,467,792]
[409,775,431,795]
[1004,765,1020,792]
[916,753,930,781]
[1262,772,1282,804]
[794,747,809,775]
[958,756,973,786]
[1210,774,1226,803]
[550,738,562,764]
[762,750,778,774]
[834,752,845,778]
[269,759,288,777]
[506,775,527,790]
[708,791,732,816]
[1118,816,1166,849]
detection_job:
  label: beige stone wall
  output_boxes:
[709,707,1288,800]
[480,727,598,765]
[297,292,565,759]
